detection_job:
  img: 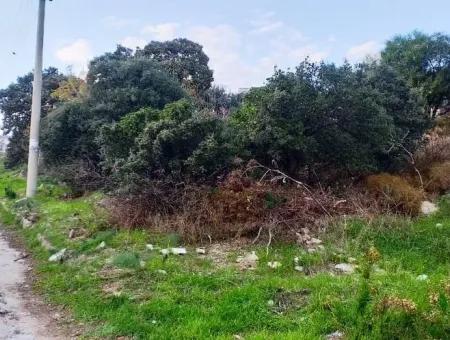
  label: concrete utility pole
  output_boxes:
[26,0,46,198]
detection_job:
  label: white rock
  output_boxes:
[156,269,167,275]
[68,229,76,239]
[160,248,170,255]
[416,274,428,281]
[334,263,356,274]
[373,266,386,275]
[294,265,304,272]
[22,218,33,229]
[267,261,282,269]
[326,331,344,339]
[196,247,206,254]
[307,248,316,253]
[96,241,106,250]
[49,248,67,262]
[146,244,155,250]
[294,256,300,264]
[421,201,438,215]
[171,247,187,255]
[236,251,259,269]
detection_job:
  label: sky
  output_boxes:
[1,0,450,92]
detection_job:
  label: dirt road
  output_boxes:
[0,230,64,340]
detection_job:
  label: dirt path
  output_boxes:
[0,230,66,340]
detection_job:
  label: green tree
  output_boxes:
[137,39,214,98]
[41,47,185,169]
[230,60,428,178]
[381,31,450,116]
[51,76,87,102]
[203,85,243,116]
[87,50,185,122]
[100,99,231,188]
[0,67,66,167]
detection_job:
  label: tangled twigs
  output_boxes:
[244,161,332,217]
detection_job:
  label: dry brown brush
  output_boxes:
[105,161,385,243]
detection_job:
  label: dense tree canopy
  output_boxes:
[137,39,214,98]
[381,31,450,115]
[0,32,443,192]
[100,99,231,187]
[230,61,429,177]
[0,67,66,167]
[41,48,185,167]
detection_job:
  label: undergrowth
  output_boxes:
[0,165,448,339]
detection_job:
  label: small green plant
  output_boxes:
[4,186,17,199]
[112,252,141,269]
[263,192,286,209]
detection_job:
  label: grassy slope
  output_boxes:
[0,166,448,339]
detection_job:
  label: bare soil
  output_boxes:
[0,229,72,340]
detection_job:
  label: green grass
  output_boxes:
[0,165,448,339]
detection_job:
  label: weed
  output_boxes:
[4,186,17,199]
[112,251,141,269]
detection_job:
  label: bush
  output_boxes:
[112,252,141,269]
[229,60,429,178]
[4,186,17,199]
[427,162,450,193]
[434,115,450,136]
[100,99,233,188]
[367,174,423,214]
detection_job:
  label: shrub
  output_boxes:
[367,174,423,214]
[106,167,378,242]
[415,136,450,171]
[229,60,429,178]
[434,115,450,136]
[426,162,450,193]
[4,186,17,199]
[100,99,233,188]
[112,252,141,269]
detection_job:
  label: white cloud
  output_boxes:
[118,18,329,91]
[141,23,179,41]
[187,25,251,90]
[55,39,92,75]
[346,40,380,62]
[251,21,284,34]
[119,36,147,49]
[249,11,284,34]
[102,16,135,29]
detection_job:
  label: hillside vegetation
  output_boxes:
[0,166,449,339]
[0,30,450,339]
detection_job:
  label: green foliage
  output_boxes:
[112,251,141,269]
[137,38,214,98]
[203,85,244,116]
[0,165,448,339]
[100,99,232,187]
[0,67,66,167]
[230,60,429,176]
[41,100,98,165]
[41,47,185,174]
[4,186,17,199]
[87,53,185,122]
[381,31,450,114]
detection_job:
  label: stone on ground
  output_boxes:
[421,201,438,215]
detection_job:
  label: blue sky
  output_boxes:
[1,0,450,91]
